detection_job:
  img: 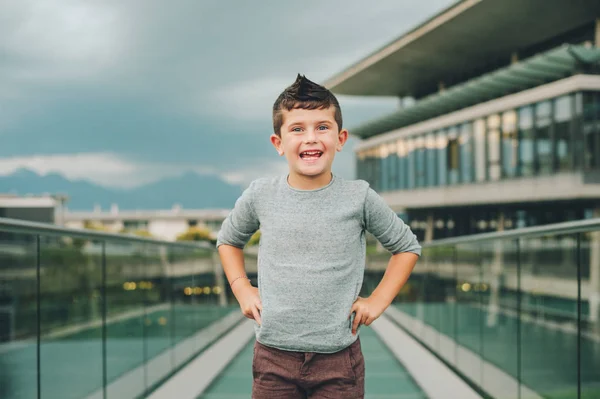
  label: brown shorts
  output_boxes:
[252,337,365,399]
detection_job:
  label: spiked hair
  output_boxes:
[272,74,343,136]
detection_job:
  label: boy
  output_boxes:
[216,74,421,398]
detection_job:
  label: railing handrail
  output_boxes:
[2,216,599,250]
[423,217,600,247]
[0,216,213,249]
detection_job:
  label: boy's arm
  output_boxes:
[218,244,262,324]
[216,181,262,324]
[350,252,418,335]
[350,187,421,334]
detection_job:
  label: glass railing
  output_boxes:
[0,217,240,399]
[365,218,600,399]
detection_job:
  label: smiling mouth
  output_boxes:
[299,150,323,160]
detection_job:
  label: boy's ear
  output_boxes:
[270,134,284,155]
[336,129,349,152]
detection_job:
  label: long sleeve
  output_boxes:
[363,187,421,256]
[216,181,260,249]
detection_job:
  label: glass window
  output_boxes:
[387,142,398,190]
[437,130,448,186]
[425,133,437,187]
[406,138,415,189]
[474,119,486,181]
[459,122,473,183]
[583,92,600,170]
[356,151,365,180]
[502,110,518,177]
[380,145,389,191]
[487,114,501,180]
[536,100,553,174]
[397,139,407,190]
[554,95,572,171]
[447,126,459,185]
[518,106,535,176]
[414,136,426,188]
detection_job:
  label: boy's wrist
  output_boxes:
[231,277,253,294]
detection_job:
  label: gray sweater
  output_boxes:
[216,174,421,353]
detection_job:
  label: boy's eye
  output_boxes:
[292,127,302,132]
[318,125,329,130]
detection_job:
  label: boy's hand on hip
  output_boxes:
[349,296,385,335]
[232,281,262,325]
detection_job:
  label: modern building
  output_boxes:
[324,0,600,241]
[64,204,229,241]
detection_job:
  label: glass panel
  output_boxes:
[581,228,600,399]
[536,100,553,175]
[437,130,448,186]
[502,110,518,177]
[414,137,426,188]
[388,143,398,191]
[519,233,579,398]
[455,242,484,387]
[425,133,437,187]
[356,152,365,181]
[487,114,501,180]
[406,139,415,189]
[459,122,474,183]
[474,119,486,181]
[39,236,103,399]
[519,105,535,177]
[554,95,572,172]
[583,92,600,170]
[397,140,407,190]
[447,126,460,185]
[144,244,172,390]
[105,241,146,397]
[0,232,38,399]
[380,145,389,192]
[480,238,519,398]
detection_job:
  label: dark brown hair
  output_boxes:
[272,74,343,136]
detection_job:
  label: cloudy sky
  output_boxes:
[0,0,453,189]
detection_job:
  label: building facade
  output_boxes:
[325,0,600,241]
[64,205,229,242]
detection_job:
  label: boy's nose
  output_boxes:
[304,130,318,143]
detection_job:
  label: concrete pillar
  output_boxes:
[487,212,505,327]
[589,208,600,329]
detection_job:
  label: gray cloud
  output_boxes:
[0,0,454,186]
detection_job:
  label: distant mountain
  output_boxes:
[0,168,243,210]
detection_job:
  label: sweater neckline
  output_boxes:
[285,173,336,193]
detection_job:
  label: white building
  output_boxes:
[63,204,229,242]
[0,194,67,225]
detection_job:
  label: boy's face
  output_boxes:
[270,106,348,184]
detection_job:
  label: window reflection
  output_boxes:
[406,138,415,189]
[426,133,437,187]
[437,130,448,186]
[536,100,552,174]
[397,139,407,189]
[459,122,473,183]
[447,126,460,185]
[487,114,501,180]
[583,92,600,170]
[554,95,572,171]
[356,90,591,191]
[414,136,426,188]
[518,105,535,176]
[474,119,486,182]
[502,111,518,177]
